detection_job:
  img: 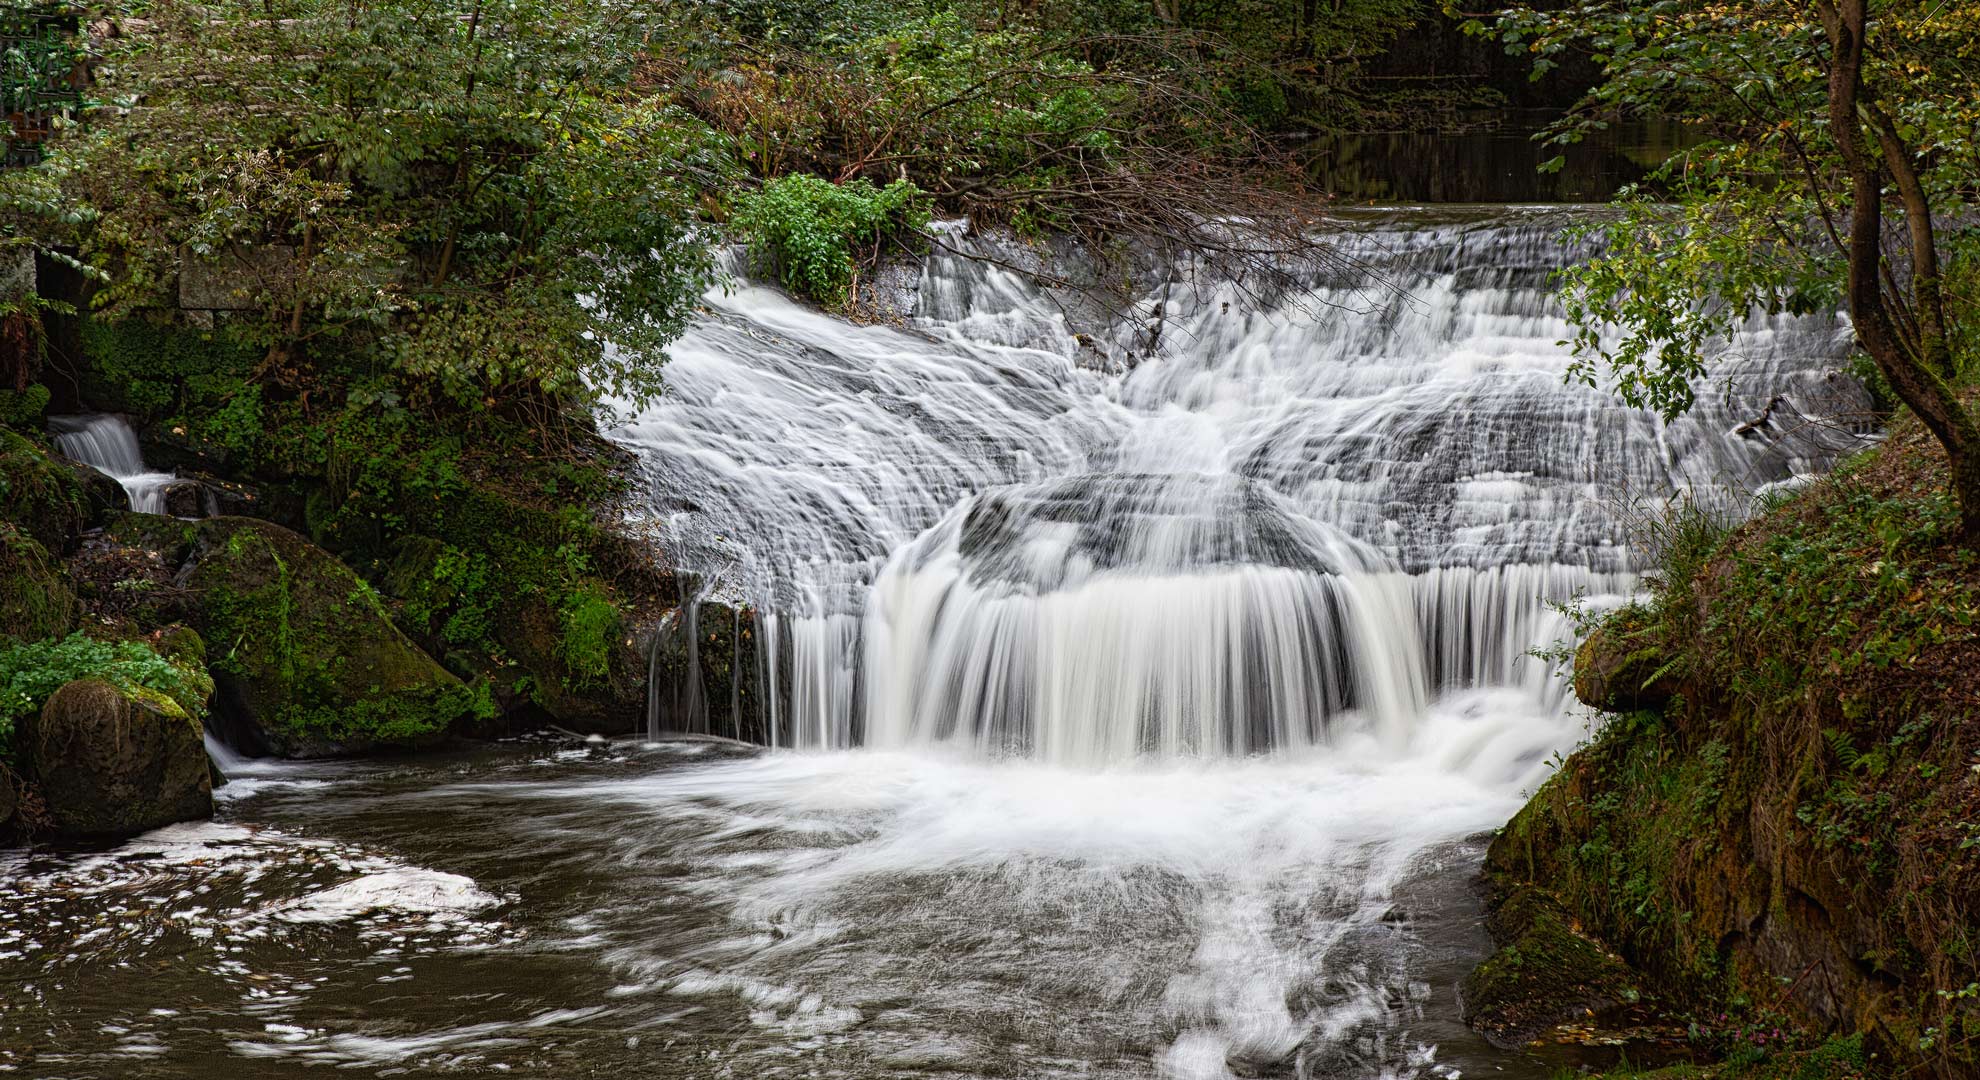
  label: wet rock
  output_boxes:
[646,600,771,742]
[18,678,213,841]
[160,479,209,518]
[1572,609,1680,713]
[167,516,486,757]
[1462,883,1641,1048]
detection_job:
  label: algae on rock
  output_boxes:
[166,515,491,757]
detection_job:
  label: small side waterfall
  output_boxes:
[50,414,178,514]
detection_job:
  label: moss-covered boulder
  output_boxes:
[0,522,79,644]
[18,677,213,841]
[0,426,123,554]
[1463,882,1643,1048]
[1573,608,1681,713]
[177,516,487,757]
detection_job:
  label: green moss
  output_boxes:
[1464,883,1642,1046]
[556,584,620,686]
[0,426,96,553]
[187,517,485,756]
[0,522,79,645]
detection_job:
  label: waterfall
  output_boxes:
[50,414,178,515]
[611,208,1868,759]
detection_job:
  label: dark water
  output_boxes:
[1,734,1563,1079]
[1305,112,1693,203]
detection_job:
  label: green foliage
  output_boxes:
[557,585,621,686]
[0,632,211,755]
[732,174,928,306]
[1556,190,1842,421]
[81,316,265,444]
[0,382,48,426]
[43,0,727,410]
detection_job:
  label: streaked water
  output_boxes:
[1,729,1578,1079]
[5,208,1870,1078]
[611,207,1866,750]
[50,413,177,514]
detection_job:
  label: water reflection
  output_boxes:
[1304,111,1695,203]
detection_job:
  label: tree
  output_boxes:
[39,0,728,409]
[1480,0,1980,540]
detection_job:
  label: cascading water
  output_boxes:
[575,207,1871,1078]
[0,209,1877,1080]
[50,413,179,514]
[611,207,1867,752]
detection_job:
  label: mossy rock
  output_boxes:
[0,523,79,644]
[1573,607,1681,713]
[0,425,123,554]
[479,592,642,733]
[1463,882,1643,1048]
[18,677,212,840]
[178,516,488,757]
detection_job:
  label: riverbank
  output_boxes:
[1466,410,1980,1079]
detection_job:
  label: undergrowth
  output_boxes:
[0,633,211,756]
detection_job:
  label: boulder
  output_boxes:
[181,516,486,757]
[160,479,209,519]
[1572,609,1681,713]
[0,426,123,554]
[18,678,213,841]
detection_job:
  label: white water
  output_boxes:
[610,209,1866,756]
[50,413,178,514]
[594,208,1867,1077]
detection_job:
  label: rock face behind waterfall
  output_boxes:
[19,678,213,840]
[107,513,489,757]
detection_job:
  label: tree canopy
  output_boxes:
[1477,0,1980,539]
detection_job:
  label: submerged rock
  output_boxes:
[18,678,213,841]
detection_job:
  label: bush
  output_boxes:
[0,633,212,756]
[731,174,929,307]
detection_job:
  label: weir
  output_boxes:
[616,208,1867,760]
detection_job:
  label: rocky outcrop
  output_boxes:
[17,678,213,841]
[105,513,490,757]
[1571,607,1680,712]
[1473,421,1980,1078]
[1462,884,1642,1048]
[0,426,122,554]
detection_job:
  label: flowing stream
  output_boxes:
[2,207,1868,1079]
[49,413,180,514]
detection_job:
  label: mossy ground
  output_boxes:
[1480,412,1980,1077]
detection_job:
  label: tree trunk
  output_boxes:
[1821,0,1980,542]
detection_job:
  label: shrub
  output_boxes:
[0,633,212,756]
[557,585,621,686]
[731,174,928,307]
